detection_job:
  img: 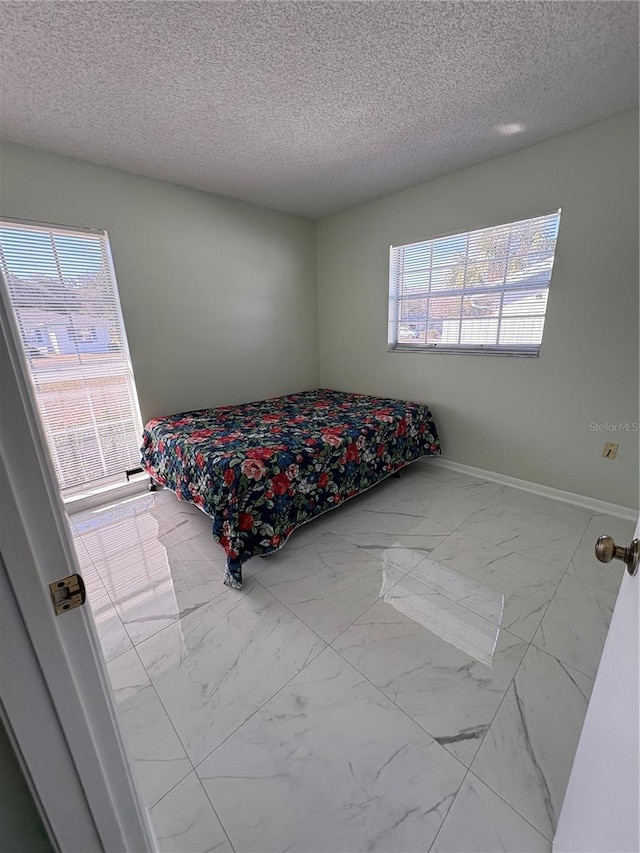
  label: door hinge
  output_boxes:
[49,573,86,615]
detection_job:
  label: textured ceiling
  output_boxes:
[1,1,638,218]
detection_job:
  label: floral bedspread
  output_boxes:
[141,389,440,587]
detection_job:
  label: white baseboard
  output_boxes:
[426,457,638,522]
[62,458,637,521]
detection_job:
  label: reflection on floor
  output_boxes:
[69,460,630,853]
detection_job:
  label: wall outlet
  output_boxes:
[602,442,619,459]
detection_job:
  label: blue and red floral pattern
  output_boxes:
[141,389,440,587]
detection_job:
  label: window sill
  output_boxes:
[388,345,540,357]
[63,474,150,514]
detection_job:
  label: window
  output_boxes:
[388,210,561,356]
[0,219,143,493]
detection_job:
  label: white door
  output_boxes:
[0,269,155,852]
[554,516,639,852]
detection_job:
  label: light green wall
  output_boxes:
[0,712,53,853]
[0,143,319,422]
[1,115,637,508]
[317,111,639,508]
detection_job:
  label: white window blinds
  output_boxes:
[0,219,143,492]
[388,210,561,356]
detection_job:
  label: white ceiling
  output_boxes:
[1,1,638,218]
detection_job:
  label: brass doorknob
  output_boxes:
[595,535,639,577]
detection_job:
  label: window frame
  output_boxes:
[0,216,144,493]
[387,210,561,358]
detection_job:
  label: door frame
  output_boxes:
[0,267,155,852]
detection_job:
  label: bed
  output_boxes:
[141,388,440,588]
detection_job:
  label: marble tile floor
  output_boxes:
[69,462,632,853]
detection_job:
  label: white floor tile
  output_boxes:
[478,485,594,526]
[404,557,505,625]
[321,508,455,571]
[458,500,589,566]
[75,491,213,565]
[98,529,230,646]
[150,771,232,853]
[419,531,564,641]
[431,773,551,852]
[74,473,612,852]
[136,579,326,765]
[107,649,192,808]
[152,503,216,549]
[334,578,527,766]
[73,538,133,662]
[532,574,616,678]
[369,475,502,528]
[74,495,239,645]
[471,645,593,840]
[198,648,466,853]
[87,580,134,662]
[256,530,406,642]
